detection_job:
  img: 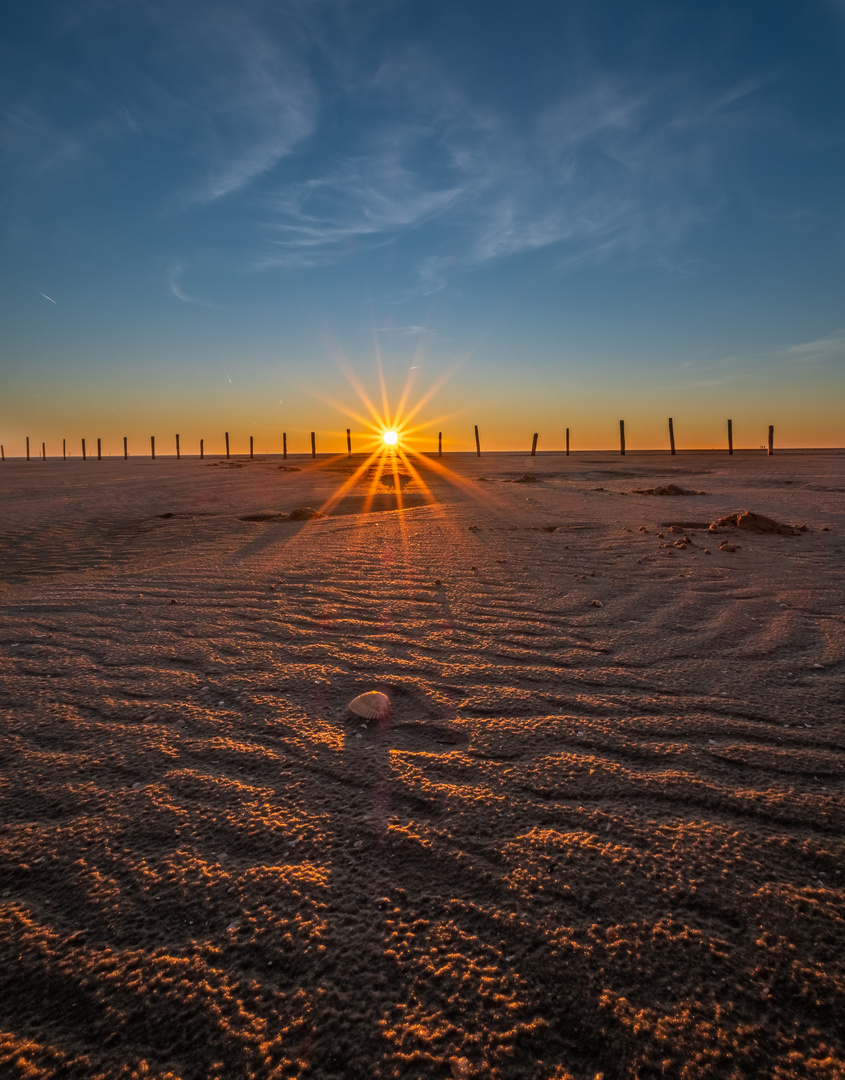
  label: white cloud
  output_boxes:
[167,261,213,306]
[249,54,755,290]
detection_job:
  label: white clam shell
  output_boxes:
[348,691,390,720]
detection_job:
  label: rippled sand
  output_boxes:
[1,450,843,1079]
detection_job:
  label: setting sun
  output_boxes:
[382,429,399,446]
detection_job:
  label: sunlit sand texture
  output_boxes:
[1,450,843,1079]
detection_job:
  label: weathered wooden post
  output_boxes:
[82,438,87,461]
[767,425,774,455]
[97,438,102,460]
[283,432,287,459]
[200,438,204,460]
[151,435,155,460]
[63,438,66,461]
[566,427,570,455]
[727,419,733,456]
[619,420,626,456]
[668,417,675,455]
[42,442,46,460]
[225,432,230,459]
[311,431,316,458]
[346,428,351,455]
[0,446,4,461]
[26,437,30,461]
[438,432,442,456]
[531,433,538,456]
[123,437,128,460]
[249,435,253,460]
[474,425,481,457]
[176,434,181,460]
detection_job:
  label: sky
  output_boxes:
[1,0,844,456]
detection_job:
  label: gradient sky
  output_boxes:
[1,0,844,455]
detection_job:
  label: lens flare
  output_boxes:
[382,429,399,447]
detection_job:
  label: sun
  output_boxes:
[382,429,399,447]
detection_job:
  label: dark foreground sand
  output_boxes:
[1,450,843,1080]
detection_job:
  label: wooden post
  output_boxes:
[200,438,204,460]
[566,427,570,455]
[474,425,481,457]
[283,432,287,459]
[97,438,102,461]
[63,438,66,461]
[727,419,733,456]
[346,428,351,455]
[0,446,4,462]
[249,435,253,460]
[225,432,230,459]
[438,431,442,456]
[26,437,30,461]
[82,438,86,461]
[123,437,128,460]
[668,417,675,455]
[176,434,181,460]
[619,420,626,456]
[531,433,538,456]
[42,442,46,461]
[310,431,316,458]
[768,425,774,456]
[151,435,155,460]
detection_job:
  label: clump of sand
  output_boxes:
[632,483,705,496]
[709,511,808,535]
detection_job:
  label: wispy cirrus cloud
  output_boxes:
[167,261,213,306]
[777,330,845,366]
[250,53,762,290]
[169,14,318,207]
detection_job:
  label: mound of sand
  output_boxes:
[287,506,326,520]
[632,483,705,496]
[709,511,808,535]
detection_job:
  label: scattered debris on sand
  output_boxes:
[709,511,808,535]
[632,483,705,496]
[512,474,540,483]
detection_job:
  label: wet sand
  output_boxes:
[1,450,843,1080]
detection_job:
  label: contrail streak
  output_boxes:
[39,292,56,303]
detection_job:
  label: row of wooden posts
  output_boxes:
[2,419,775,462]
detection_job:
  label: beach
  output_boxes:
[1,449,843,1080]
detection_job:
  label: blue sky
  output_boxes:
[1,0,843,453]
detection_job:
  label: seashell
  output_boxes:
[591,599,603,607]
[449,1058,470,1080]
[348,691,390,720]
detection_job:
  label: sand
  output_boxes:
[1,449,843,1080]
